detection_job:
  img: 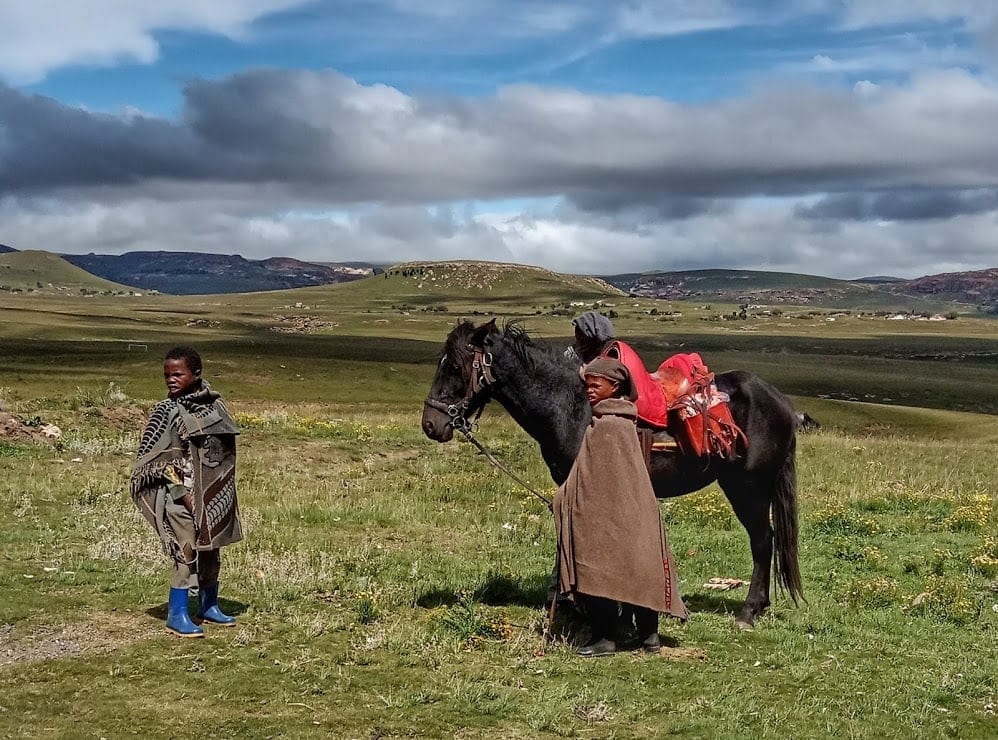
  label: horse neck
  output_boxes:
[490,339,589,484]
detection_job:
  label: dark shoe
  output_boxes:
[197,583,236,627]
[641,633,661,653]
[614,626,639,650]
[576,638,616,657]
[165,587,204,638]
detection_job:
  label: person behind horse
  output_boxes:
[130,346,243,637]
[570,311,668,428]
[553,357,688,657]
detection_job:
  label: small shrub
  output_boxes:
[811,505,880,536]
[908,575,981,625]
[354,592,379,624]
[437,593,511,646]
[970,536,998,577]
[845,576,902,608]
[73,382,129,409]
[944,495,992,532]
[829,535,865,562]
[930,548,956,576]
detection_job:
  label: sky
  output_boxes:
[1,1,998,279]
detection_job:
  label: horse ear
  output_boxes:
[471,318,499,347]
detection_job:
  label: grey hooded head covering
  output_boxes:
[582,357,638,401]
[572,311,614,344]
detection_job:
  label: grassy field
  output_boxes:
[1,273,996,738]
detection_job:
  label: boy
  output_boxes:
[131,346,242,637]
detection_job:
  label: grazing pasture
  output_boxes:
[1,278,996,738]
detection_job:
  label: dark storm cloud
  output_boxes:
[4,68,998,209]
[796,188,998,221]
[567,190,722,220]
[0,85,211,190]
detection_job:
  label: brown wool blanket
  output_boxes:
[130,382,242,556]
[554,397,688,620]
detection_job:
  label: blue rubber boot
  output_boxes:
[197,584,236,626]
[165,587,204,638]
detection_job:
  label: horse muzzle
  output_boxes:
[421,402,455,442]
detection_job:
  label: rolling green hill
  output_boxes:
[230,260,625,311]
[0,250,139,294]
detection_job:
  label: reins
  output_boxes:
[456,425,552,510]
[424,346,552,510]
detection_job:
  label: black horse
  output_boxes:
[421,319,803,629]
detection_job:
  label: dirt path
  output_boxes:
[0,612,161,668]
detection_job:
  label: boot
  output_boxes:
[197,583,236,626]
[576,595,618,657]
[576,637,616,657]
[165,587,204,638]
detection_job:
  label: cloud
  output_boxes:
[0,0,307,84]
[612,0,745,38]
[3,66,998,277]
[491,199,998,278]
[4,191,996,280]
[3,1,996,89]
[837,0,996,30]
[797,188,998,221]
[5,67,998,203]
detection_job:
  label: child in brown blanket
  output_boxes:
[553,357,687,657]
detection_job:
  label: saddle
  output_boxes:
[650,353,746,460]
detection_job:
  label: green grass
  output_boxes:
[1,393,996,738]
[0,285,996,738]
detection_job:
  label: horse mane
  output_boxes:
[446,318,568,375]
[501,319,534,368]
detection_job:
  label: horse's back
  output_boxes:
[715,370,797,472]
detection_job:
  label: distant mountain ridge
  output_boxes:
[600,267,998,312]
[1,242,995,308]
[853,275,905,284]
[60,251,373,295]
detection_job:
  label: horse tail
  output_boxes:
[772,432,804,604]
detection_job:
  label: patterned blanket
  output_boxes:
[131,382,242,554]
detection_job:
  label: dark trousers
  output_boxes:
[616,604,658,642]
[633,606,658,640]
[579,594,619,642]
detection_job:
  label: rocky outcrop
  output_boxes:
[885,268,998,307]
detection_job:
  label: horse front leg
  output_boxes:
[724,483,773,630]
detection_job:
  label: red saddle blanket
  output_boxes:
[651,353,746,459]
[599,343,746,459]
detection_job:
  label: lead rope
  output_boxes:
[454,425,552,510]
[453,425,560,646]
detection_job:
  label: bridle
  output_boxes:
[423,345,496,434]
[423,343,552,509]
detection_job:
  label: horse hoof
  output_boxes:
[733,619,754,632]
